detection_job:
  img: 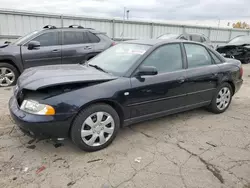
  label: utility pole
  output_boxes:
[122,7,126,41]
[126,10,130,20]
[216,18,221,45]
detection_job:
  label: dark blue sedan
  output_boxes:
[9,39,243,151]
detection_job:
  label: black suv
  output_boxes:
[0,25,115,87]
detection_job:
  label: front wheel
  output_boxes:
[208,83,233,114]
[71,104,120,152]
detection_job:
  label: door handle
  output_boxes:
[178,77,185,84]
[84,46,92,50]
[52,49,60,52]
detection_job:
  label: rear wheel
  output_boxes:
[0,63,19,87]
[208,83,233,114]
[71,104,120,152]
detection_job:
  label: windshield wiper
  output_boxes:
[88,64,108,73]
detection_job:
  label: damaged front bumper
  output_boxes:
[8,96,76,138]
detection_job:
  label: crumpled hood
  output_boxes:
[18,64,118,90]
[217,43,250,49]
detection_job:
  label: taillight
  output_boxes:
[111,42,116,46]
[240,66,243,78]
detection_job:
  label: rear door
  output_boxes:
[21,31,62,68]
[61,30,95,64]
[86,31,104,55]
[183,43,220,105]
[128,43,188,119]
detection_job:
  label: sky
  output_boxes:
[0,0,250,27]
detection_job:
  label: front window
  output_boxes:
[33,32,59,46]
[88,43,150,76]
[13,31,39,45]
[141,44,183,73]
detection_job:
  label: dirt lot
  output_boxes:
[0,65,250,188]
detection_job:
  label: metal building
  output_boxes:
[0,9,249,46]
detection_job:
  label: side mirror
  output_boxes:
[136,66,158,76]
[28,41,40,50]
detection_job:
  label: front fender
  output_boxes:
[0,55,23,72]
[43,78,131,118]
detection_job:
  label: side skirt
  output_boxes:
[123,101,211,126]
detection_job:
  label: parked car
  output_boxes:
[216,35,250,64]
[157,33,213,48]
[9,39,243,151]
[0,25,115,87]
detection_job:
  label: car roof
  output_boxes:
[42,27,103,34]
[124,39,202,46]
[60,28,103,34]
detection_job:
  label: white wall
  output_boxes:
[0,9,249,43]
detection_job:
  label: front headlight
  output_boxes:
[20,100,55,115]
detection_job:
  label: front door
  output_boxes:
[21,31,62,69]
[127,43,188,119]
[183,43,220,105]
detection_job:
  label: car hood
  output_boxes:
[18,64,118,90]
[217,43,250,49]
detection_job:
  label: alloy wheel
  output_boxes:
[0,67,15,87]
[81,112,115,147]
[216,87,231,110]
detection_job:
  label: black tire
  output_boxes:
[208,83,233,114]
[242,56,250,64]
[71,103,120,152]
[0,63,19,87]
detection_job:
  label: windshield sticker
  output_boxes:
[116,48,146,55]
[128,49,146,55]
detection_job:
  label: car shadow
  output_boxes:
[9,107,214,154]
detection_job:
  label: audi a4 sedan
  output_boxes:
[9,39,243,151]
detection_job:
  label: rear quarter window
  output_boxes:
[209,51,223,64]
[87,32,100,43]
[99,34,112,41]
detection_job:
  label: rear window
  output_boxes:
[63,31,89,45]
[87,32,100,43]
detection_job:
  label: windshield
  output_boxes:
[13,30,39,45]
[158,33,180,40]
[228,35,250,45]
[88,43,150,76]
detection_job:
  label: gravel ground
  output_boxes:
[0,65,250,188]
